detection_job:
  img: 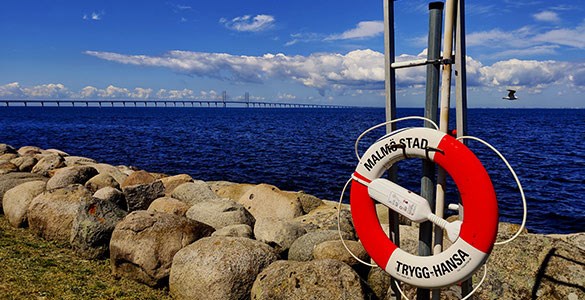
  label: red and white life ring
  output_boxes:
[350,127,498,288]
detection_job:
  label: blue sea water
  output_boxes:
[0,107,583,234]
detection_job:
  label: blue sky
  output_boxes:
[0,0,584,108]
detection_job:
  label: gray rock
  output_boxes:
[10,156,38,172]
[367,267,393,300]
[211,224,254,238]
[288,230,355,262]
[27,184,92,242]
[2,180,46,227]
[93,186,125,209]
[0,143,17,155]
[85,173,120,193]
[31,154,65,176]
[294,204,356,240]
[147,197,191,216]
[171,181,219,205]
[0,172,48,212]
[237,184,304,221]
[64,156,97,166]
[251,259,366,300]
[186,198,255,230]
[159,174,193,196]
[254,218,307,256]
[110,210,214,287]
[297,192,323,214]
[70,197,127,259]
[313,240,370,277]
[122,180,165,212]
[45,165,98,190]
[170,236,277,300]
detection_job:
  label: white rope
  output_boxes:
[457,136,527,245]
[354,116,439,160]
[337,177,377,267]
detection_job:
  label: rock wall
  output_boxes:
[1,143,583,299]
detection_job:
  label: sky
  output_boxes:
[0,0,584,108]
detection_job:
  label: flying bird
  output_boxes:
[502,89,518,100]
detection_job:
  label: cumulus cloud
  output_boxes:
[533,11,560,23]
[326,21,384,40]
[219,14,275,32]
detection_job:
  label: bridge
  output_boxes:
[0,99,352,109]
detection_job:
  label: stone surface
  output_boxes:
[254,218,307,256]
[2,180,46,227]
[171,181,219,205]
[213,182,255,201]
[0,161,18,174]
[64,156,97,166]
[89,163,128,185]
[185,198,255,230]
[85,173,120,193]
[147,197,190,216]
[122,180,165,212]
[31,154,65,176]
[288,229,355,262]
[45,165,98,190]
[237,184,304,222]
[93,186,125,209]
[211,224,254,238]
[251,259,366,300]
[0,143,17,155]
[0,153,18,161]
[110,210,214,287]
[70,197,127,259]
[121,170,156,188]
[27,184,92,242]
[10,156,38,172]
[44,148,69,156]
[294,203,356,240]
[159,174,193,196]
[170,236,278,300]
[313,240,370,277]
[0,172,48,212]
[17,146,42,156]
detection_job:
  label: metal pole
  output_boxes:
[383,1,400,299]
[418,2,443,300]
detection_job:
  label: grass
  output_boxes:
[0,216,171,300]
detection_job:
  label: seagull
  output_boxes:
[502,89,518,100]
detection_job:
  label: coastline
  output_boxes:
[1,143,583,299]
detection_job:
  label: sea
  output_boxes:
[0,107,583,235]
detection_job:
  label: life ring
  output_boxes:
[350,127,498,288]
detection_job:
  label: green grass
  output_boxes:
[0,216,171,300]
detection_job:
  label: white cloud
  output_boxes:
[24,83,71,98]
[0,82,26,98]
[326,21,384,40]
[83,11,103,21]
[533,11,560,23]
[533,22,585,49]
[219,14,275,32]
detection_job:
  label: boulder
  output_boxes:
[70,197,127,259]
[0,143,17,155]
[93,186,125,209]
[17,146,42,156]
[85,173,120,193]
[31,154,65,176]
[171,181,219,205]
[159,174,193,196]
[121,170,156,188]
[297,192,324,214]
[254,218,307,256]
[294,203,356,240]
[2,180,46,227]
[64,156,97,166]
[251,259,366,299]
[44,148,69,156]
[0,172,48,212]
[313,240,370,277]
[45,165,98,190]
[110,211,214,287]
[170,236,278,300]
[212,182,254,200]
[147,197,190,216]
[10,156,38,172]
[27,184,92,242]
[0,153,18,161]
[122,180,165,212]
[288,230,355,262]
[185,198,255,230]
[0,161,18,174]
[211,224,254,238]
[237,184,304,221]
[89,163,128,185]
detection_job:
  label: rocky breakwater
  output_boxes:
[0,143,583,299]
